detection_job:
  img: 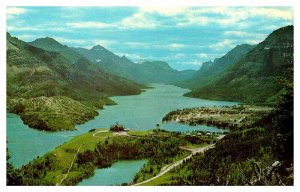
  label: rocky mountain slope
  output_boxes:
[185,25,293,105]
[180,44,254,89]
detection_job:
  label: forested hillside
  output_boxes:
[7,33,142,131]
[180,44,254,89]
[185,26,293,105]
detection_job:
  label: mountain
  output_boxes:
[7,33,142,131]
[134,61,196,83]
[72,45,134,79]
[29,37,83,64]
[180,44,254,89]
[185,25,293,105]
[29,38,195,84]
[73,46,196,84]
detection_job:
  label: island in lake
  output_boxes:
[6,7,293,186]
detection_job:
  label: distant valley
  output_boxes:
[7,32,196,132]
[30,38,196,84]
[7,25,294,131]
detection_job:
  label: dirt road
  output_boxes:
[133,143,216,186]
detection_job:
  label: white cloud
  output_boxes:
[224,31,265,38]
[194,7,293,21]
[91,40,118,48]
[176,16,209,27]
[7,26,41,32]
[7,7,27,16]
[215,18,237,25]
[192,7,229,15]
[224,31,268,45]
[66,13,159,30]
[175,7,293,28]
[7,24,72,33]
[194,53,209,59]
[116,53,143,60]
[160,53,186,61]
[14,34,36,41]
[124,42,187,50]
[181,60,203,66]
[66,21,113,29]
[139,7,187,16]
[209,39,235,50]
[243,39,261,45]
[248,7,293,20]
[119,12,159,29]
[168,43,185,49]
[173,53,185,59]
[156,43,186,50]
[53,37,86,46]
[125,41,146,46]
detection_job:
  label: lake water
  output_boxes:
[78,159,148,186]
[7,84,237,168]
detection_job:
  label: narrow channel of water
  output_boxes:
[7,84,238,168]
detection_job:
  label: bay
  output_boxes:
[7,84,237,168]
[78,159,148,186]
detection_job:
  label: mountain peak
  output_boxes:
[225,44,254,57]
[263,25,293,46]
[91,45,106,51]
[29,37,65,52]
[31,37,61,46]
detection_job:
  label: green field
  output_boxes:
[8,128,218,186]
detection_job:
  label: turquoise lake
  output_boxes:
[78,159,148,186]
[7,84,237,174]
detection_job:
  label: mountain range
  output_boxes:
[30,38,196,84]
[184,25,293,104]
[73,45,196,84]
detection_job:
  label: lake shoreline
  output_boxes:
[8,128,219,186]
[162,105,272,131]
[7,84,237,170]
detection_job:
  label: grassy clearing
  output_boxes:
[11,127,218,185]
[140,164,191,186]
[127,129,154,136]
[43,128,150,184]
[52,128,151,165]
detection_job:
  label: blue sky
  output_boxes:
[6,6,293,70]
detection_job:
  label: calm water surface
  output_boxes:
[7,84,237,168]
[78,159,148,186]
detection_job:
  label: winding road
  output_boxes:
[133,134,225,186]
[133,143,216,186]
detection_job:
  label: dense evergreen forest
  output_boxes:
[160,64,293,185]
